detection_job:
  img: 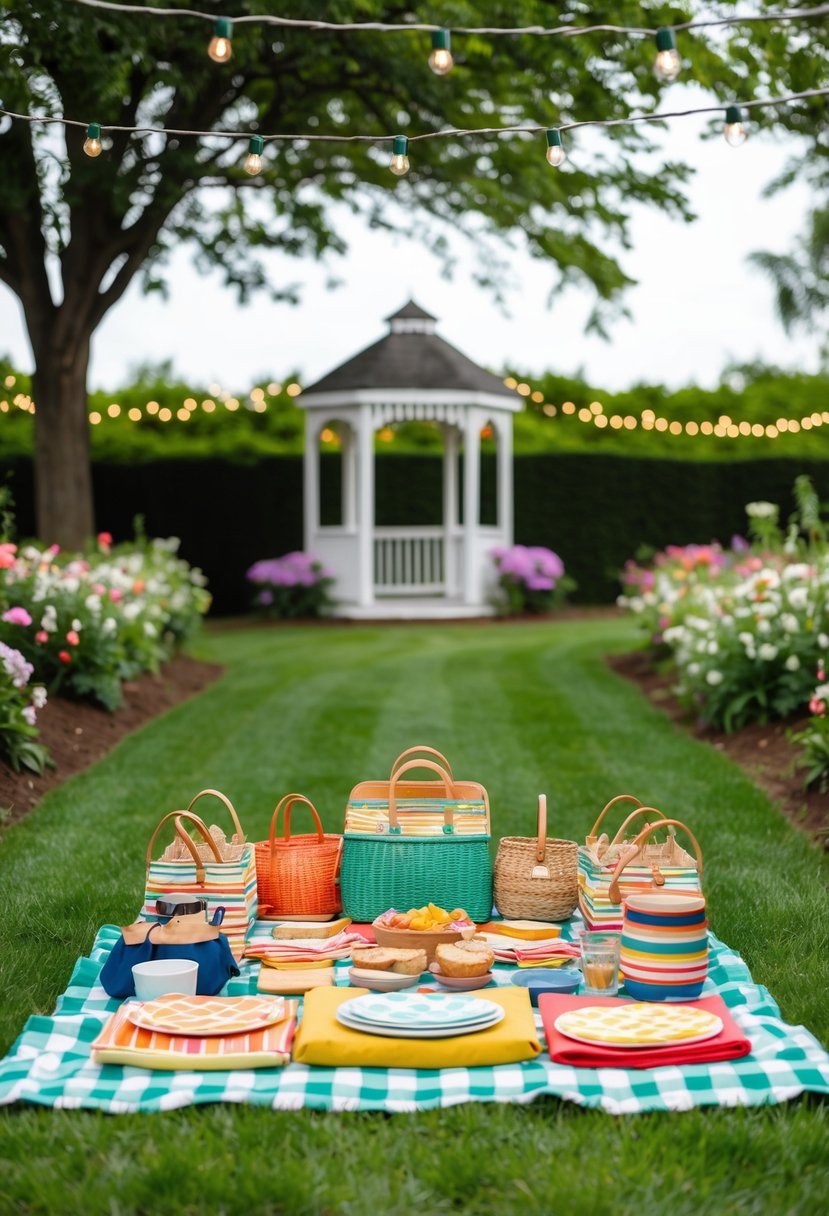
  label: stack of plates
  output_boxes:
[336,992,504,1038]
[127,995,286,1036]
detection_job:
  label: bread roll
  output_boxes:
[435,940,495,978]
[351,946,427,975]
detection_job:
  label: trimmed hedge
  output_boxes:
[3,454,828,611]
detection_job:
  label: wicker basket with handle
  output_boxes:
[255,794,343,919]
[494,795,578,921]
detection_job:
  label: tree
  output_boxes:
[0,0,822,545]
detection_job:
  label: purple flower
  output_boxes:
[22,705,37,726]
[2,607,32,627]
[0,641,33,689]
[730,534,750,553]
[257,589,274,606]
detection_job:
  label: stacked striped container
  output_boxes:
[620,892,708,1001]
[579,853,702,932]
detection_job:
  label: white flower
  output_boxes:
[785,654,801,671]
[788,587,809,610]
[143,621,157,637]
[759,643,778,661]
[71,618,82,632]
[780,614,799,634]
[819,633,829,650]
[707,641,719,655]
[757,619,771,635]
[687,662,701,676]
[738,632,754,647]
[706,670,724,686]
[746,501,778,519]
[102,617,118,635]
[31,686,47,709]
[663,626,685,644]
[84,594,102,614]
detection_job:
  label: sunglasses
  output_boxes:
[155,896,208,918]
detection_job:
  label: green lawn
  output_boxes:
[1,617,828,1215]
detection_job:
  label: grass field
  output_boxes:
[1,617,828,1215]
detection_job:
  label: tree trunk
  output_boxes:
[31,333,95,548]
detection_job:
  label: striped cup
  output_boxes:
[620,892,708,1001]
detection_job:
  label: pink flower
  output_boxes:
[58,650,72,664]
[0,542,17,569]
[109,588,123,603]
[98,532,113,552]
[48,544,60,556]
[2,607,32,627]
[35,630,48,644]
[66,630,80,646]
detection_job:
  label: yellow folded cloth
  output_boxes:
[293,986,541,1068]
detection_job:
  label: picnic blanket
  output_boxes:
[1,920,828,1115]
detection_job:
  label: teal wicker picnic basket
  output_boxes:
[340,757,493,922]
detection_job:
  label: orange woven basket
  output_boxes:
[254,794,343,918]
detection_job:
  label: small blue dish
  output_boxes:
[511,968,580,1006]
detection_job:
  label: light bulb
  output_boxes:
[724,105,748,147]
[244,134,264,175]
[389,135,410,176]
[545,129,565,167]
[653,28,680,82]
[83,122,102,158]
[428,30,453,75]
[208,18,233,63]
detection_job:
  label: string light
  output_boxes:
[67,1,829,42]
[83,122,102,157]
[389,135,410,176]
[428,30,453,75]
[244,134,264,174]
[653,29,680,82]
[724,104,748,146]
[3,87,827,169]
[545,129,565,167]
[207,17,232,63]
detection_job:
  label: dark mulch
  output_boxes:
[0,656,223,828]
[608,650,829,844]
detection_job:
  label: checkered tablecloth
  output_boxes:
[1,921,827,1115]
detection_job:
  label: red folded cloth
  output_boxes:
[349,924,377,943]
[539,993,752,1069]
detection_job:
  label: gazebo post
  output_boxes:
[462,409,481,603]
[303,415,319,553]
[357,405,375,606]
[496,417,514,542]
[341,421,357,530]
[442,424,459,597]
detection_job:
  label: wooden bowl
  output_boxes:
[371,922,465,963]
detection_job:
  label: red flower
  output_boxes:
[35,630,49,644]
[58,650,72,664]
[98,531,113,552]
[66,630,80,646]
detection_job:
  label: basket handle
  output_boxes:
[146,809,223,887]
[535,794,548,863]
[390,745,454,780]
[186,788,246,843]
[609,805,667,846]
[269,793,325,849]
[586,793,644,844]
[607,817,703,905]
[388,759,455,830]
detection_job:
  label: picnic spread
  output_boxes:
[1,747,828,1116]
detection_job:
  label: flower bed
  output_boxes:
[246,552,334,618]
[490,545,573,614]
[618,480,829,732]
[0,532,210,713]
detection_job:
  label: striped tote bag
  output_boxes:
[142,790,258,960]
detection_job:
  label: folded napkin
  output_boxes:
[539,994,751,1069]
[92,1000,298,1070]
[244,930,362,964]
[293,985,541,1068]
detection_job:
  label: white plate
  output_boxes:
[348,968,421,991]
[336,1006,504,1039]
[342,992,500,1030]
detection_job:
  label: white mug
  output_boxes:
[132,959,199,1001]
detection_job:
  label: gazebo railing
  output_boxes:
[373,527,445,595]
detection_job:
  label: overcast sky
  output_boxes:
[0,103,820,394]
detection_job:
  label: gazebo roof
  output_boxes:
[301,300,515,399]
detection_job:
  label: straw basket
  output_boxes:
[494,795,578,921]
[254,794,342,919]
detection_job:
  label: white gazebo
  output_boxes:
[298,301,521,618]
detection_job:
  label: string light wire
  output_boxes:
[66,0,829,39]
[2,88,828,150]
